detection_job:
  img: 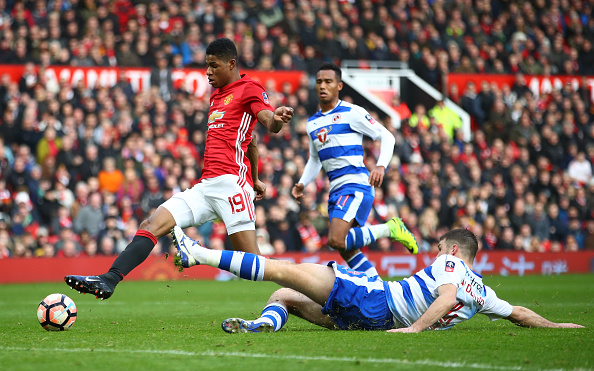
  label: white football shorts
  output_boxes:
[162,174,256,235]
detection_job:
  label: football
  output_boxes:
[37,293,77,331]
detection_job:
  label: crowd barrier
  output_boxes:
[447,73,594,103]
[1,251,593,284]
[1,65,305,98]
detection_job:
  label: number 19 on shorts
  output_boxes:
[228,193,246,214]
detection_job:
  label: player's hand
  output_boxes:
[368,166,385,188]
[291,183,305,203]
[254,179,267,201]
[274,106,294,124]
[387,326,422,333]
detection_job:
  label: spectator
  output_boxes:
[150,53,174,103]
[484,100,513,144]
[98,157,124,194]
[408,104,430,132]
[391,94,411,122]
[73,192,104,238]
[527,202,550,242]
[78,144,101,181]
[461,82,486,127]
[117,168,144,205]
[428,99,462,142]
[567,152,592,186]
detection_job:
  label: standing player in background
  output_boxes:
[65,38,294,299]
[291,63,418,277]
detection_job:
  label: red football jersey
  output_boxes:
[199,74,272,187]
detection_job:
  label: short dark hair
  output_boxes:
[317,62,342,82]
[439,228,479,261]
[205,38,238,62]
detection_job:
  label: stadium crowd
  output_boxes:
[0,0,593,259]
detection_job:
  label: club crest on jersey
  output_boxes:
[445,261,455,272]
[365,114,377,124]
[208,110,225,129]
[332,114,341,124]
[315,126,332,143]
[224,94,233,105]
[262,92,270,104]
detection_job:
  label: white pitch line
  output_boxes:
[0,346,574,371]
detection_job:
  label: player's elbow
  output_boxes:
[267,122,282,133]
[443,294,458,308]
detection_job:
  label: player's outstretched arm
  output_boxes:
[257,107,294,133]
[292,138,321,203]
[506,306,584,328]
[388,284,458,333]
[247,136,266,201]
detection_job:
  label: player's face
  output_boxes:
[206,54,235,89]
[316,69,343,106]
[436,239,448,258]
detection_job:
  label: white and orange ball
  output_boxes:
[37,293,77,331]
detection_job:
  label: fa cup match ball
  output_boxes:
[37,293,77,331]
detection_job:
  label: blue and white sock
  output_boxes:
[345,224,390,251]
[196,249,265,281]
[347,252,379,277]
[254,303,288,332]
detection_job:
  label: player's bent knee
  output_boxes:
[268,288,296,302]
[327,236,346,251]
[139,208,176,238]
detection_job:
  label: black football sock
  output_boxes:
[101,230,157,287]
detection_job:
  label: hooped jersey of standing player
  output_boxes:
[199,74,272,188]
[384,254,514,330]
[305,100,392,193]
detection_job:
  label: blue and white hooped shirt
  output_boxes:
[384,255,514,330]
[305,100,390,193]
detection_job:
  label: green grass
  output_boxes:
[0,274,592,371]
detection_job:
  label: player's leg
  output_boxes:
[65,206,176,299]
[331,188,419,255]
[271,288,336,329]
[66,186,210,299]
[327,217,378,276]
[173,226,336,303]
[327,189,379,276]
[228,229,260,254]
[222,288,336,333]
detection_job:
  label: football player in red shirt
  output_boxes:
[65,38,294,299]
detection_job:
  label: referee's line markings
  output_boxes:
[0,346,578,371]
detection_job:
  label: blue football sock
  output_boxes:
[258,303,288,332]
[218,251,265,281]
[347,252,379,277]
[345,224,390,251]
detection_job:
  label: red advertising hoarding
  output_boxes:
[1,251,592,284]
[447,73,594,103]
[0,65,305,99]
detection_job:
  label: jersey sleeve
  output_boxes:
[430,255,465,295]
[348,105,386,140]
[298,136,322,186]
[479,286,514,321]
[244,82,273,117]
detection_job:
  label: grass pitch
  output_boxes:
[0,274,592,371]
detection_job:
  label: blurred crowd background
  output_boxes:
[0,0,593,259]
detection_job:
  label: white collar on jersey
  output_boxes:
[320,100,342,115]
